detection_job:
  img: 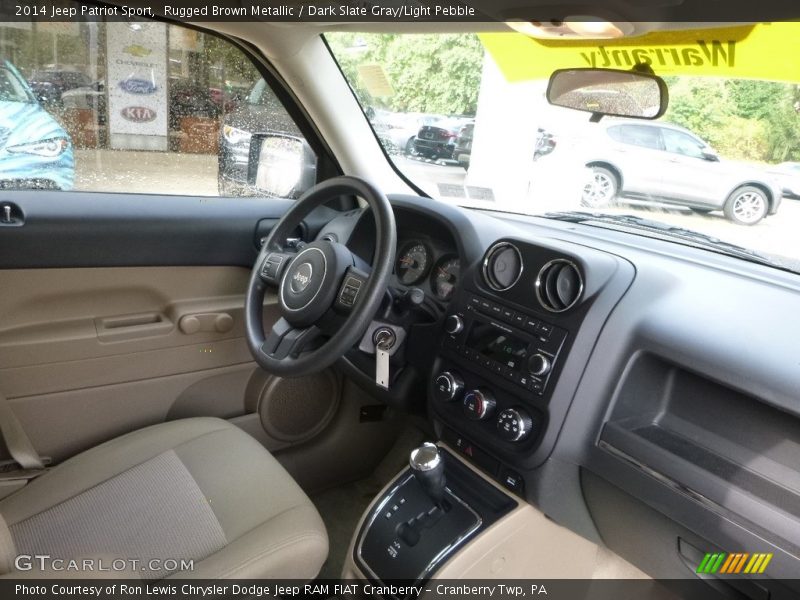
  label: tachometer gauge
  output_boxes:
[431,256,460,301]
[396,242,430,285]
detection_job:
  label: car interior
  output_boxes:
[1,1,799,598]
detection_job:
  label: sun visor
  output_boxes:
[480,23,800,83]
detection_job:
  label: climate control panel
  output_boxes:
[433,369,540,444]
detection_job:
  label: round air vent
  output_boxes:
[535,259,584,313]
[483,242,523,291]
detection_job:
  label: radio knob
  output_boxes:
[527,353,551,376]
[497,408,534,442]
[433,371,464,402]
[463,388,496,421]
[444,314,464,335]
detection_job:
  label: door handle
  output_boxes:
[178,312,234,335]
[95,312,173,342]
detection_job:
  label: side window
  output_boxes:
[611,125,662,150]
[0,16,314,198]
[661,128,705,159]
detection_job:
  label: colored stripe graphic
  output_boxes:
[696,553,714,573]
[698,552,773,574]
[757,553,773,573]
[719,553,736,573]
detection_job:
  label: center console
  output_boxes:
[426,239,604,495]
[437,290,568,432]
[352,444,516,593]
[430,289,572,486]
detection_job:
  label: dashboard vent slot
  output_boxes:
[536,259,583,313]
[483,242,523,291]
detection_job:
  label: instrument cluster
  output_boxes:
[395,239,460,302]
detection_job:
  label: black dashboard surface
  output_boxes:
[328,194,800,592]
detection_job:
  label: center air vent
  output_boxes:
[536,259,583,313]
[483,242,523,291]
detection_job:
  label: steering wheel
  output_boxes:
[245,176,396,377]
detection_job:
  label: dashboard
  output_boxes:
[328,205,462,307]
[320,194,800,591]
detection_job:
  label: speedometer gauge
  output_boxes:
[431,256,460,301]
[396,242,430,285]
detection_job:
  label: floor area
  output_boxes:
[311,422,428,579]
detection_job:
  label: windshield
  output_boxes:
[326,26,800,271]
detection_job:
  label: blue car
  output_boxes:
[0,61,74,190]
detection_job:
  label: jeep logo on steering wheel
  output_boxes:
[290,263,313,293]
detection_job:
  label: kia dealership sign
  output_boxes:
[106,22,168,150]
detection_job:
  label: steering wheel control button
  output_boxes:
[444,314,464,334]
[260,253,287,283]
[463,388,496,421]
[527,353,551,376]
[434,371,464,402]
[497,408,534,442]
[338,276,363,308]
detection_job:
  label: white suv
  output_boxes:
[581,120,783,225]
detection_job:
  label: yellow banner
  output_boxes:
[479,23,800,83]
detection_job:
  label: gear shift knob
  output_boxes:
[409,442,445,506]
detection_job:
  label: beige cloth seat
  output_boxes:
[0,417,328,579]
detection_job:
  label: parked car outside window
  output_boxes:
[0,61,74,191]
[28,69,92,106]
[581,120,781,224]
[768,161,800,199]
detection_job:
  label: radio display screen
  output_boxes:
[467,322,528,370]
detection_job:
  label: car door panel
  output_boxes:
[0,190,310,464]
[0,191,295,268]
[0,265,284,462]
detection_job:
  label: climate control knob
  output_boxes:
[527,353,551,376]
[433,371,464,402]
[444,314,464,335]
[463,388,496,421]
[497,408,534,442]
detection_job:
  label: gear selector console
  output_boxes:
[354,444,516,592]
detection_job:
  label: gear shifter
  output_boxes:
[409,442,445,506]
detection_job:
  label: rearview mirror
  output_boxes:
[547,68,668,120]
[248,133,317,199]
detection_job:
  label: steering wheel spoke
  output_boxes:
[258,251,293,285]
[261,317,322,360]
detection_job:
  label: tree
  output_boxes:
[665,77,800,162]
[326,33,484,116]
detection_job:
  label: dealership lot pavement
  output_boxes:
[75,149,219,196]
[75,149,799,264]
